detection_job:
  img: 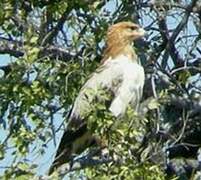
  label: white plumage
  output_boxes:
[70,54,144,124]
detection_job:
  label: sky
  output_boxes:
[0,55,15,172]
[0,55,64,175]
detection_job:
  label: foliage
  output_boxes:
[84,98,164,179]
[0,0,201,179]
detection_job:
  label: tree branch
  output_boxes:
[0,39,24,57]
[0,38,74,61]
[156,0,198,68]
[37,149,114,180]
[39,46,74,61]
[41,7,72,46]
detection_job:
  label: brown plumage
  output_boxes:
[48,21,145,175]
[102,22,145,63]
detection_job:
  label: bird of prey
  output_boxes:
[48,21,145,175]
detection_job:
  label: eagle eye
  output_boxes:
[130,26,138,31]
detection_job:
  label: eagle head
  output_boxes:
[107,22,145,44]
[102,22,145,62]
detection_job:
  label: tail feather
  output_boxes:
[48,131,74,175]
[48,124,93,175]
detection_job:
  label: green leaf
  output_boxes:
[148,99,160,110]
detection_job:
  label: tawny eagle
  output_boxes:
[49,21,145,174]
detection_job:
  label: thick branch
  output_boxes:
[0,38,74,61]
[157,0,198,68]
[0,39,24,57]
[37,149,114,180]
[167,0,197,67]
[56,154,113,178]
[39,46,74,61]
[170,0,197,42]
[0,65,11,75]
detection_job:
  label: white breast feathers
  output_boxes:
[69,55,145,125]
[106,55,145,117]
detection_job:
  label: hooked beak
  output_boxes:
[137,28,146,37]
[131,27,146,40]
